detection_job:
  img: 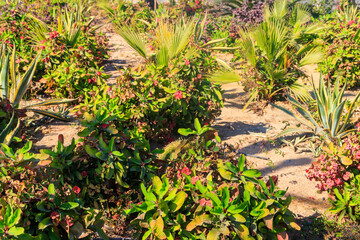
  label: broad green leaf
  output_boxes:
[186,214,212,231]
[38,217,52,230]
[59,202,79,210]
[169,191,187,212]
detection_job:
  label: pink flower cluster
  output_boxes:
[49,31,59,39]
[306,155,346,192]
[307,127,360,192]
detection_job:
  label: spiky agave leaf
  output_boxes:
[11,51,41,107]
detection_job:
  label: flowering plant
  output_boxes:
[306,125,360,222]
[306,128,360,193]
[318,6,360,88]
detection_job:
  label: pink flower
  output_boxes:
[154,79,158,86]
[181,167,191,175]
[39,45,45,50]
[174,91,183,100]
[73,186,81,194]
[200,198,207,206]
[343,171,351,181]
[81,171,87,178]
[191,176,199,185]
[347,20,355,26]
[337,5,340,10]
[335,178,343,185]
[78,46,84,50]
[356,151,360,160]
[20,36,24,39]
[197,74,202,79]
[184,59,190,66]
[15,59,20,64]
[41,40,46,44]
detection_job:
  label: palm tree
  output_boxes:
[239,0,324,108]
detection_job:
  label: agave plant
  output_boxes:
[0,46,74,145]
[239,0,324,108]
[273,77,360,143]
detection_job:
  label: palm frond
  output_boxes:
[115,25,148,59]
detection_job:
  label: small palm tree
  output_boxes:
[239,0,324,108]
[114,16,230,68]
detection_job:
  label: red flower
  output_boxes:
[96,71,101,76]
[174,91,183,100]
[20,36,24,39]
[73,186,81,194]
[168,137,174,143]
[185,59,190,66]
[181,167,191,175]
[101,123,110,128]
[81,171,87,178]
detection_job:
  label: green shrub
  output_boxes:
[125,121,299,239]
[318,5,360,88]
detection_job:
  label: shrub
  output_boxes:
[0,0,110,99]
[318,5,360,88]
[99,0,155,32]
[125,121,299,239]
[306,127,360,223]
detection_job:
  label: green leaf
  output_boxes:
[186,214,212,231]
[207,228,220,240]
[38,217,52,230]
[150,216,166,239]
[242,169,261,178]
[152,176,163,197]
[169,191,187,212]
[8,226,24,237]
[229,214,246,223]
[178,128,195,136]
[59,202,79,210]
[194,118,201,133]
[8,208,21,228]
[48,183,55,199]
